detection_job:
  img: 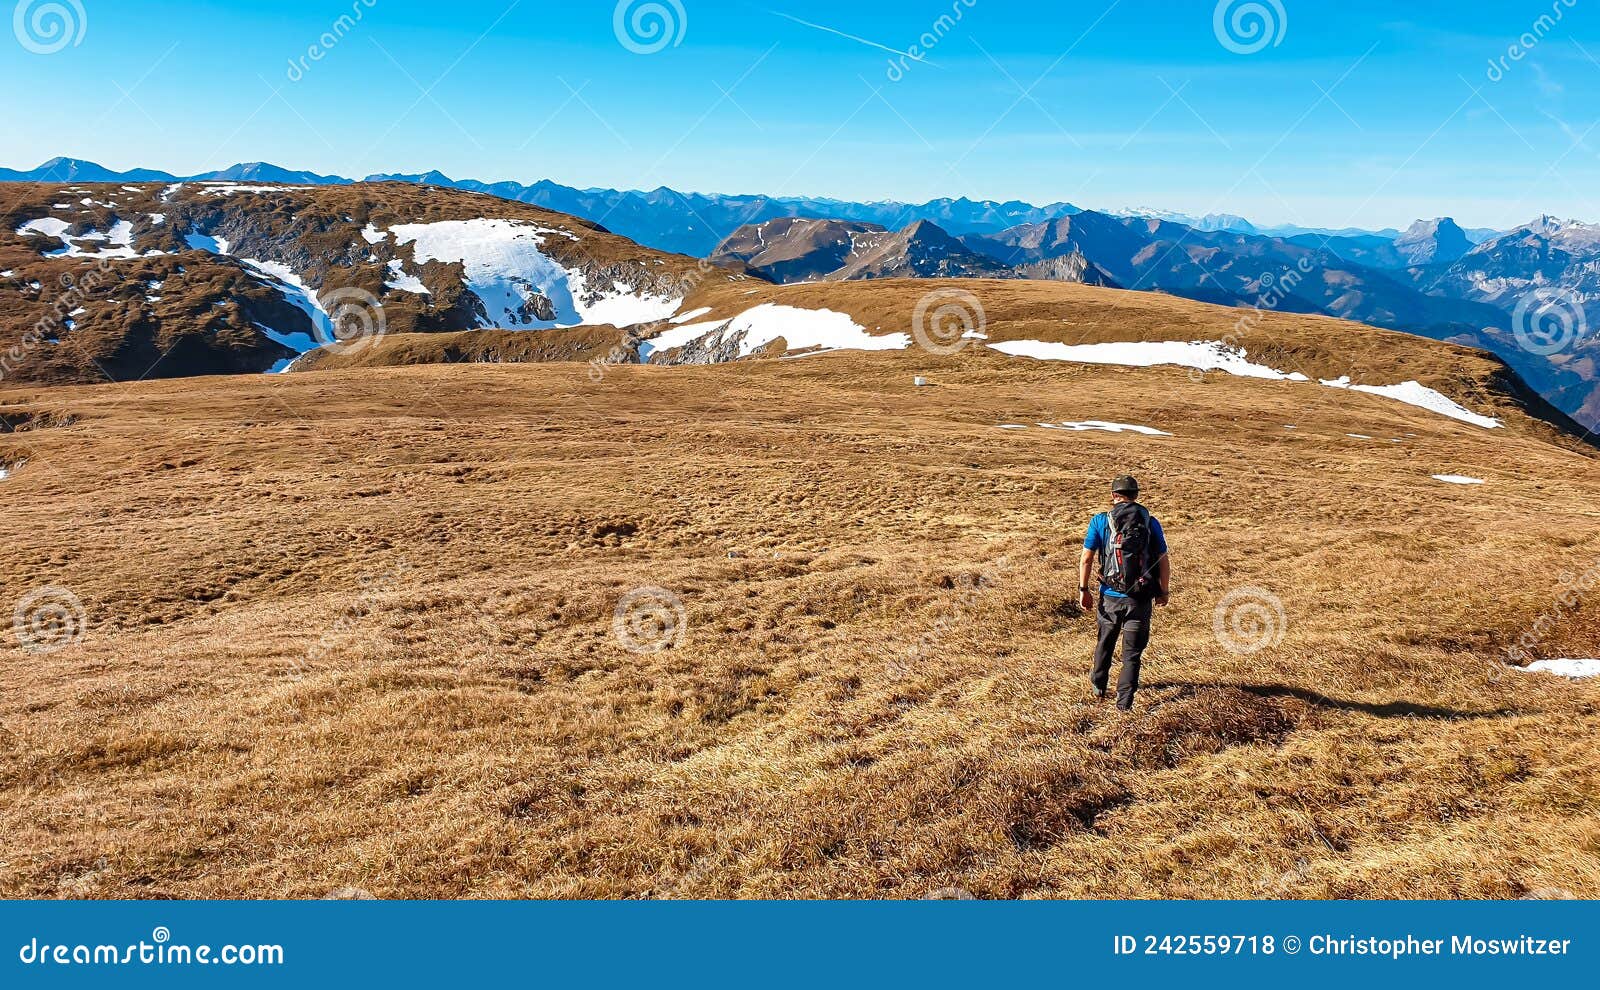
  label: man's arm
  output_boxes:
[1078,548,1096,611]
[1155,552,1171,606]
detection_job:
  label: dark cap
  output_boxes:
[1111,475,1140,497]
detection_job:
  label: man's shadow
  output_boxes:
[1146,680,1511,721]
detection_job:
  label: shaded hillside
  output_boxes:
[0,181,744,385]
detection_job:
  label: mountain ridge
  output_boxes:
[1,156,1503,254]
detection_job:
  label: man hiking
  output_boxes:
[1078,475,1171,711]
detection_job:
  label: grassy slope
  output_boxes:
[314,278,1583,439]
[0,295,1597,898]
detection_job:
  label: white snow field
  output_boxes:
[384,260,429,295]
[987,339,1309,381]
[181,233,327,367]
[388,218,679,329]
[640,305,910,360]
[17,217,163,259]
[1520,659,1600,679]
[1039,420,1172,436]
[1320,377,1501,429]
[986,339,1502,429]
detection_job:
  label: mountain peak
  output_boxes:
[1394,217,1471,266]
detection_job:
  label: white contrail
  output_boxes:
[768,10,931,64]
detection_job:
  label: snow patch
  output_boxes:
[237,260,333,351]
[1432,474,1485,485]
[1520,659,1599,679]
[17,217,71,239]
[670,306,712,324]
[184,234,331,354]
[20,217,160,259]
[389,218,678,329]
[988,339,1308,381]
[721,304,908,357]
[1321,378,1501,429]
[641,305,911,360]
[639,319,727,360]
[1053,420,1172,436]
[384,260,429,295]
[361,223,387,245]
[980,338,1501,429]
[200,183,304,195]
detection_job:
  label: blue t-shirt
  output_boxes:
[1084,510,1168,598]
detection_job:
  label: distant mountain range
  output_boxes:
[0,157,1499,258]
[706,208,1600,426]
[4,157,1598,426]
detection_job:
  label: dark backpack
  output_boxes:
[1101,502,1159,600]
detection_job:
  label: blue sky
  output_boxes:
[6,0,1600,229]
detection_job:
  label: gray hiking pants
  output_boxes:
[1092,594,1151,710]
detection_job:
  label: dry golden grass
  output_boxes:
[0,283,1597,899]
